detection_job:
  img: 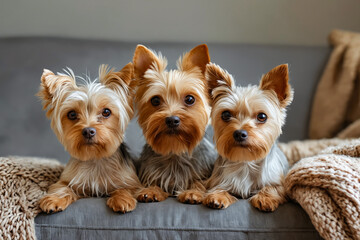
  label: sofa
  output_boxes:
[0,37,329,239]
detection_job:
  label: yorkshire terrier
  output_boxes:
[37,63,143,213]
[133,44,217,204]
[203,63,293,211]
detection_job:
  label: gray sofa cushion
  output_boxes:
[0,37,329,239]
[35,198,321,240]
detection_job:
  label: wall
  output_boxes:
[1,0,359,46]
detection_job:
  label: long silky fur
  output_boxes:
[138,138,216,195]
[38,65,142,198]
[50,144,141,197]
[206,144,288,198]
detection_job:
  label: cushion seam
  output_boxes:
[35,225,317,232]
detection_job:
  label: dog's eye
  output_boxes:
[151,96,161,106]
[257,112,267,122]
[102,108,111,118]
[67,110,77,120]
[184,95,195,106]
[221,111,232,122]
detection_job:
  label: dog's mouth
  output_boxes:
[234,141,249,148]
[153,128,182,142]
[165,128,180,135]
[83,139,97,145]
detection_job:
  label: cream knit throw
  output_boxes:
[0,156,63,240]
[285,139,360,240]
[1,141,359,240]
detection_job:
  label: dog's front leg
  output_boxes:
[39,181,78,213]
[177,181,206,204]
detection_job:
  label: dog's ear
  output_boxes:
[260,64,293,107]
[206,63,235,98]
[37,69,77,109]
[180,44,210,74]
[117,62,133,86]
[133,45,164,79]
[99,63,133,89]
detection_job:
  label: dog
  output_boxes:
[37,63,143,213]
[132,44,217,204]
[203,63,293,211]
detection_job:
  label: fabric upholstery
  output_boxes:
[35,198,320,240]
[0,37,329,239]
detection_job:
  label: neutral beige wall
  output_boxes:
[1,0,359,46]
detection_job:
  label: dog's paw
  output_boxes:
[39,195,72,213]
[137,186,168,203]
[178,189,203,204]
[203,192,235,209]
[250,192,280,212]
[107,194,137,213]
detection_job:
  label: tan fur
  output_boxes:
[204,63,292,211]
[133,45,215,204]
[38,69,77,118]
[133,45,163,79]
[137,186,169,203]
[38,64,134,161]
[213,109,276,162]
[250,181,287,212]
[37,64,143,213]
[59,102,122,161]
[179,44,210,73]
[59,150,141,197]
[107,188,137,213]
[207,63,292,162]
[260,64,293,108]
[100,62,134,86]
[177,181,206,204]
[203,191,237,209]
[206,63,235,97]
[134,44,211,155]
[39,181,78,213]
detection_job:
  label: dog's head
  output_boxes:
[37,63,134,161]
[133,44,211,155]
[207,63,293,162]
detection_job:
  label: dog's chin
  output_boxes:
[221,141,269,162]
[165,128,180,135]
[147,129,194,156]
[83,139,96,145]
[234,141,249,148]
[67,140,115,161]
[79,139,101,150]
[153,128,182,140]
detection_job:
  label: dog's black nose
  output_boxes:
[82,127,96,139]
[165,116,180,128]
[233,129,248,142]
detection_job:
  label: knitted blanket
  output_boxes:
[0,156,63,240]
[284,139,360,240]
[1,140,359,240]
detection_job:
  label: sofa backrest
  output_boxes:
[0,37,330,163]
